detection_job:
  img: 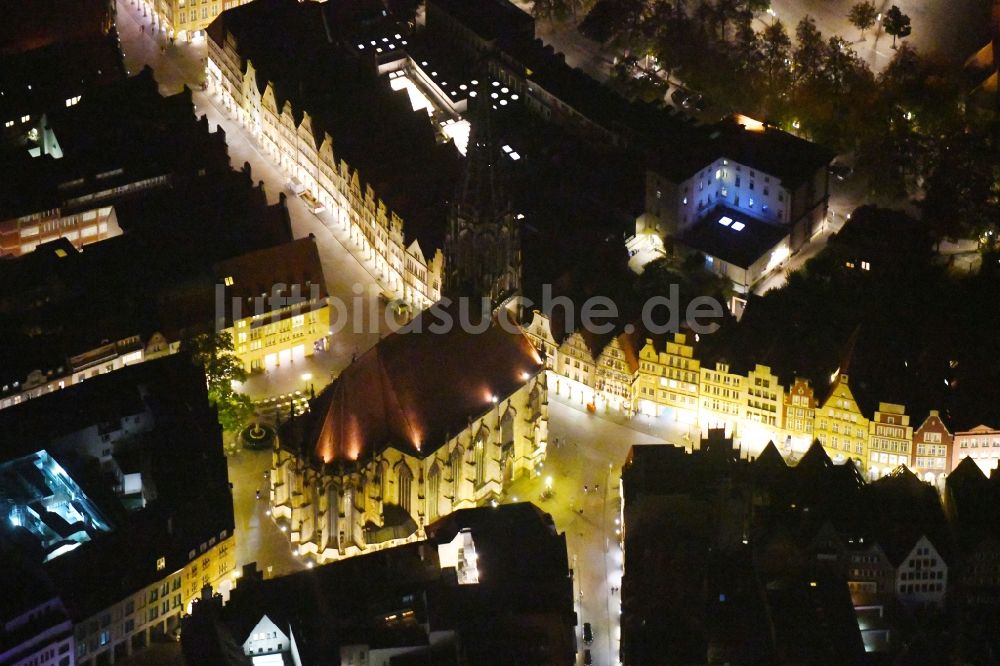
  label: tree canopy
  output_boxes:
[183,331,254,433]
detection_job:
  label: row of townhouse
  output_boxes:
[523,311,995,482]
[205,15,445,313]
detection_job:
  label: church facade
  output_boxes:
[270,311,548,563]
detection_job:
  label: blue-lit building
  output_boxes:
[0,355,235,666]
[1,450,112,563]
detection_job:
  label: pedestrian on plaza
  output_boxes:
[141,24,145,33]
[584,485,588,494]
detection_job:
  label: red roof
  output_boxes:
[302,307,542,464]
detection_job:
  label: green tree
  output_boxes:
[183,331,254,433]
[848,1,878,40]
[883,5,911,48]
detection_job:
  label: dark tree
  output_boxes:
[883,5,912,48]
[792,16,825,84]
[923,129,1000,240]
[759,19,792,94]
[848,1,878,39]
[740,0,770,14]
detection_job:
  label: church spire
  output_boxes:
[444,83,522,312]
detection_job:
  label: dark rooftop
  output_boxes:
[0,0,114,55]
[1,67,229,221]
[184,502,574,666]
[678,205,788,269]
[213,236,329,327]
[427,0,535,45]
[0,168,291,391]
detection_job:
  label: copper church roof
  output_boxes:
[296,307,542,465]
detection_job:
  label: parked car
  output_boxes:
[830,163,854,181]
[670,88,691,108]
[286,178,306,196]
[582,622,593,645]
[583,649,593,665]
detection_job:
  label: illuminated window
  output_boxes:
[4,121,12,128]
[292,314,305,328]
[223,275,234,286]
[718,216,733,227]
[731,222,746,231]
[861,261,871,271]
[20,115,29,123]
[157,557,166,571]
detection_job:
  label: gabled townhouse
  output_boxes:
[890,535,948,611]
[782,377,818,453]
[633,333,700,425]
[868,403,913,480]
[911,410,953,485]
[699,361,744,437]
[814,373,870,469]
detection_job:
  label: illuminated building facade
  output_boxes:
[782,377,817,452]
[593,334,635,414]
[699,361,744,436]
[148,0,251,41]
[743,364,784,433]
[554,332,596,403]
[215,237,331,373]
[645,119,834,255]
[953,425,1000,475]
[271,310,547,563]
[911,410,952,483]
[521,311,634,415]
[634,334,700,424]
[867,403,914,479]
[815,373,870,467]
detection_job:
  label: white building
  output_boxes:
[894,535,947,610]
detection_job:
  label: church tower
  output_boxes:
[444,89,521,312]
